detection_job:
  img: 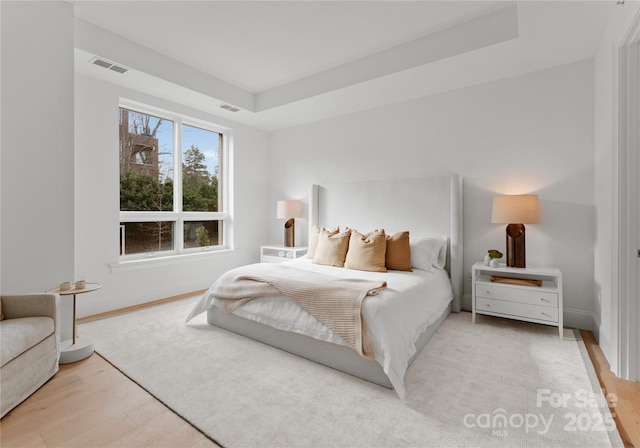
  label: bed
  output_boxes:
[187,175,463,398]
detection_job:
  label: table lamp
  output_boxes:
[491,194,540,268]
[277,200,302,247]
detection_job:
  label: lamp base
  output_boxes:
[506,223,526,268]
[283,218,295,247]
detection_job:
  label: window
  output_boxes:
[119,102,230,260]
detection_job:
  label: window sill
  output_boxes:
[109,248,238,273]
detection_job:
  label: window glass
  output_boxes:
[182,124,220,212]
[119,108,174,211]
[120,221,174,255]
[183,220,222,248]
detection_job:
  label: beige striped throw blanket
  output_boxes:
[210,263,387,359]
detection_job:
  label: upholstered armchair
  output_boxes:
[0,293,60,418]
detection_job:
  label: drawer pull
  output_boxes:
[485,303,490,308]
[486,291,491,295]
[541,312,550,317]
[540,298,550,303]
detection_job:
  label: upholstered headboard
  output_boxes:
[309,175,463,312]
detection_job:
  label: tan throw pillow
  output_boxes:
[386,231,412,271]
[313,228,351,267]
[307,225,339,259]
[344,229,388,272]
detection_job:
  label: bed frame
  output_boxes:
[208,175,463,389]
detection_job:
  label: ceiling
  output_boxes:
[73,1,616,131]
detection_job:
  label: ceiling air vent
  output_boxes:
[89,56,129,75]
[220,104,241,113]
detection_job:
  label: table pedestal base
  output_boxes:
[59,336,94,364]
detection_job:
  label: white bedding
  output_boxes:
[187,257,453,398]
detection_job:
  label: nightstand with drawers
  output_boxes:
[471,262,563,339]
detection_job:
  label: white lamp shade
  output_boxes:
[491,195,540,224]
[276,200,302,219]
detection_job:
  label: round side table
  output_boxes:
[47,282,102,364]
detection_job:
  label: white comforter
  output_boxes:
[187,257,453,398]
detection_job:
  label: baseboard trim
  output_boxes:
[563,307,595,332]
[77,289,207,323]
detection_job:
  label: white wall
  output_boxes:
[1,1,75,336]
[74,74,270,318]
[269,61,596,330]
[593,2,640,377]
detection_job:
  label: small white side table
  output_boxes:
[47,282,102,364]
[260,245,308,263]
[471,262,563,339]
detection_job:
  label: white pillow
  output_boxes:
[410,236,447,272]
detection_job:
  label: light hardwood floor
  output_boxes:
[581,330,640,448]
[0,354,220,448]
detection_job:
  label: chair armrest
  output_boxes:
[1,294,59,323]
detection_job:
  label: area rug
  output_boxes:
[79,297,622,448]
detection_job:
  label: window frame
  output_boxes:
[118,99,231,261]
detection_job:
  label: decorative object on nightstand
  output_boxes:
[46,281,102,364]
[260,245,308,263]
[471,262,563,339]
[485,249,503,267]
[491,194,540,268]
[277,200,303,247]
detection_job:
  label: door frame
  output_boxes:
[617,11,640,382]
